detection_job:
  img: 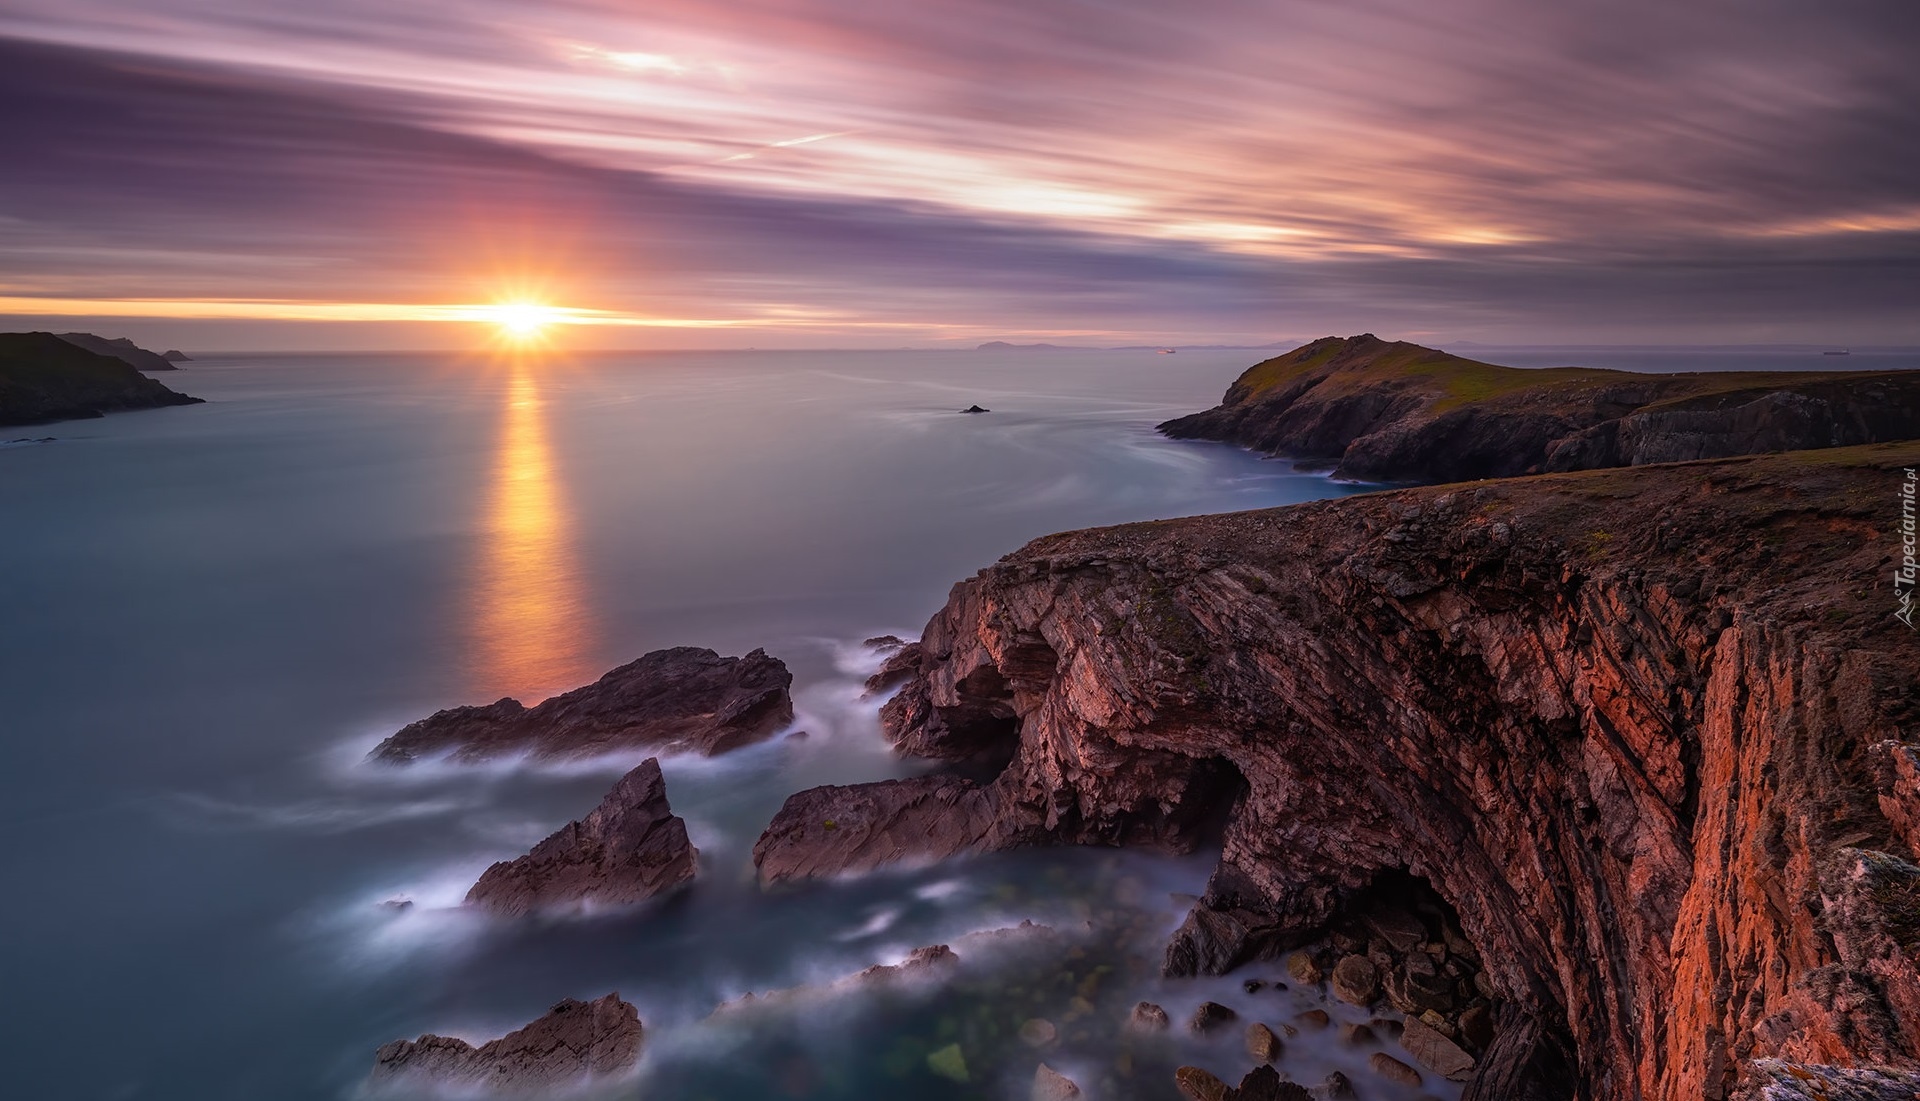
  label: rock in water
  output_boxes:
[1128,1001,1171,1032]
[466,759,695,915]
[370,647,793,763]
[1032,1063,1081,1100]
[1330,955,1379,1006]
[369,993,642,1093]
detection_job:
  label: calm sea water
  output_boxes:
[0,344,1893,1100]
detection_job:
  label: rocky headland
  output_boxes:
[1157,334,1920,483]
[369,993,643,1095]
[753,440,1920,1100]
[0,331,202,426]
[369,647,793,763]
[466,758,696,916]
[54,331,180,372]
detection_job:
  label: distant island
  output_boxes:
[0,332,204,426]
[1159,333,1920,482]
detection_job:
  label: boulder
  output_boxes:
[1286,951,1323,984]
[1190,1001,1239,1034]
[371,647,793,763]
[1032,1063,1081,1100]
[1367,1052,1421,1087]
[1399,1015,1477,1081]
[370,993,641,1093]
[1246,1021,1283,1062]
[466,759,695,915]
[1129,1001,1171,1032]
[1331,955,1380,1006]
[1176,1066,1231,1101]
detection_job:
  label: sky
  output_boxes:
[0,0,1916,350]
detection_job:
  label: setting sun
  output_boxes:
[487,302,561,341]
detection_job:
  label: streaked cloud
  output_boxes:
[0,0,1915,346]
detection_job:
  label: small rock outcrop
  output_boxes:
[0,332,202,426]
[1157,334,1920,483]
[369,993,642,1094]
[160,350,191,362]
[1032,1063,1081,1100]
[466,758,695,916]
[371,647,793,763]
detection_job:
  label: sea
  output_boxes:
[0,344,1906,1101]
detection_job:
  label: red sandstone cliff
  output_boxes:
[754,442,1920,1100]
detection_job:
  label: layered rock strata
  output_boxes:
[1157,334,1920,483]
[369,993,642,1094]
[753,442,1920,1100]
[466,758,696,915]
[370,647,792,763]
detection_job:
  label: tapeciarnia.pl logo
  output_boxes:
[1898,467,1917,630]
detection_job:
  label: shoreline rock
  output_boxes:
[369,994,642,1094]
[1,332,202,426]
[370,647,793,763]
[466,758,696,916]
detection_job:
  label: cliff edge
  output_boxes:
[1157,335,1920,483]
[756,442,1920,1100]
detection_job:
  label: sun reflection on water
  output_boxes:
[470,360,595,700]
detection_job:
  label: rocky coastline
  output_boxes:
[369,993,643,1095]
[0,331,202,426]
[1157,335,1920,484]
[751,441,1920,1100]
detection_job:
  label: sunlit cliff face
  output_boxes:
[0,0,1916,345]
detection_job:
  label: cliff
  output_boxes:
[466,758,696,916]
[755,441,1920,1100]
[1157,335,1920,483]
[369,647,793,763]
[0,332,202,426]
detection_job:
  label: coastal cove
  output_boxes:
[3,344,1911,1100]
[0,347,1366,1101]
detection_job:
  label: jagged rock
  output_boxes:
[1401,1014,1476,1081]
[1157,334,1920,482]
[1734,1060,1920,1100]
[1233,1065,1313,1101]
[1129,1001,1170,1032]
[1190,1001,1239,1033]
[1368,1052,1422,1087]
[747,442,1920,1099]
[1331,955,1380,1005]
[865,640,925,695]
[960,404,990,414]
[1246,1021,1282,1061]
[371,647,793,763]
[466,759,695,915]
[1032,1063,1081,1100]
[1175,1066,1231,1101]
[369,993,641,1093]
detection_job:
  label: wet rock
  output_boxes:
[1368,1052,1422,1087]
[1176,1066,1231,1101]
[1129,1001,1171,1032]
[466,758,695,916]
[1020,1018,1058,1047]
[1233,1065,1313,1101]
[378,898,413,912]
[371,647,794,762]
[1286,951,1323,985]
[864,634,908,651]
[370,993,641,1093]
[753,774,1003,886]
[1244,979,1266,994]
[1246,1021,1283,1062]
[1400,1015,1476,1082]
[1293,1009,1330,1030]
[1331,955,1380,1006]
[960,404,990,414]
[1318,1071,1356,1099]
[1189,1001,1239,1034]
[1032,1063,1081,1100]
[864,640,926,695]
[1338,1022,1375,1046]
